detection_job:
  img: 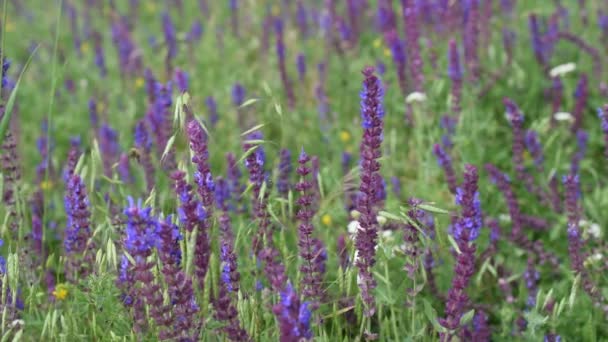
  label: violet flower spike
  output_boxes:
[275,17,296,109]
[440,165,481,337]
[524,130,544,173]
[296,53,306,81]
[64,173,95,281]
[433,143,457,194]
[272,283,313,342]
[134,120,155,193]
[277,148,292,198]
[571,74,588,133]
[384,29,408,96]
[296,149,326,304]
[205,96,219,127]
[448,39,463,115]
[355,67,384,317]
[598,105,608,159]
[186,120,216,287]
[400,0,424,91]
[570,130,587,175]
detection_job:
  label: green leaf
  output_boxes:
[417,203,450,215]
[422,299,447,333]
[239,98,259,108]
[460,309,475,326]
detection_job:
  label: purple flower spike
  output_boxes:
[186,120,215,287]
[272,283,313,342]
[384,29,408,96]
[64,173,95,281]
[563,174,607,313]
[433,143,457,194]
[134,120,155,193]
[296,149,326,305]
[296,53,306,81]
[162,12,178,72]
[400,0,424,91]
[571,74,588,133]
[440,165,480,338]
[92,31,107,77]
[524,257,540,307]
[275,17,296,109]
[570,130,588,174]
[448,39,463,115]
[598,105,608,158]
[524,130,544,173]
[99,124,121,178]
[277,148,292,198]
[355,67,384,317]
[205,96,219,127]
[174,68,189,93]
[232,83,246,107]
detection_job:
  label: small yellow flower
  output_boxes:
[53,284,68,300]
[271,5,280,16]
[80,42,90,54]
[6,21,14,33]
[145,2,157,14]
[40,180,54,191]
[135,77,145,89]
[523,149,531,161]
[383,48,392,58]
[339,130,351,143]
[373,38,382,49]
[321,214,332,226]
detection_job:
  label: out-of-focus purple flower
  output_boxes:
[99,124,121,178]
[486,164,558,267]
[355,67,384,316]
[186,20,203,43]
[111,17,142,75]
[377,0,396,33]
[400,0,424,91]
[230,0,239,37]
[471,310,491,341]
[525,130,544,172]
[433,143,457,194]
[174,68,189,93]
[296,149,326,304]
[227,152,245,213]
[205,96,219,127]
[134,120,155,193]
[92,31,107,77]
[390,176,401,199]
[88,98,99,129]
[571,74,588,133]
[529,14,548,69]
[502,28,516,62]
[376,60,386,75]
[440,165,480,337]
[1,55,10,88]
[598,105,608,159]
[162,12,178,67]
[448,39,463,115]
[118,153,133,184]
[296,53,306,81]
[232,83,246,107]
[147,80,175,169]
[272,283,313,341]
[296,1,309,38]
[462,0,480,82]
[599,11,608,42]
[66,3,81,56]
[384,29,408,95]
[277,148,292,198]
[315,63,330,126]
[172,170,205,233]
[570,130,587,174]
[275,17,296,109]
[550,76,563,127]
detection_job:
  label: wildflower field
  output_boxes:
[1,0,608,340]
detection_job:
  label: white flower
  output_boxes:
[588,223,602,239]
[554,112,574,122]
[376,215,387,226]
[549,63,576,78]
[406,92,427,104]
[381,230,394,239]
[347,220,360,235]
[499,214,511,223]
